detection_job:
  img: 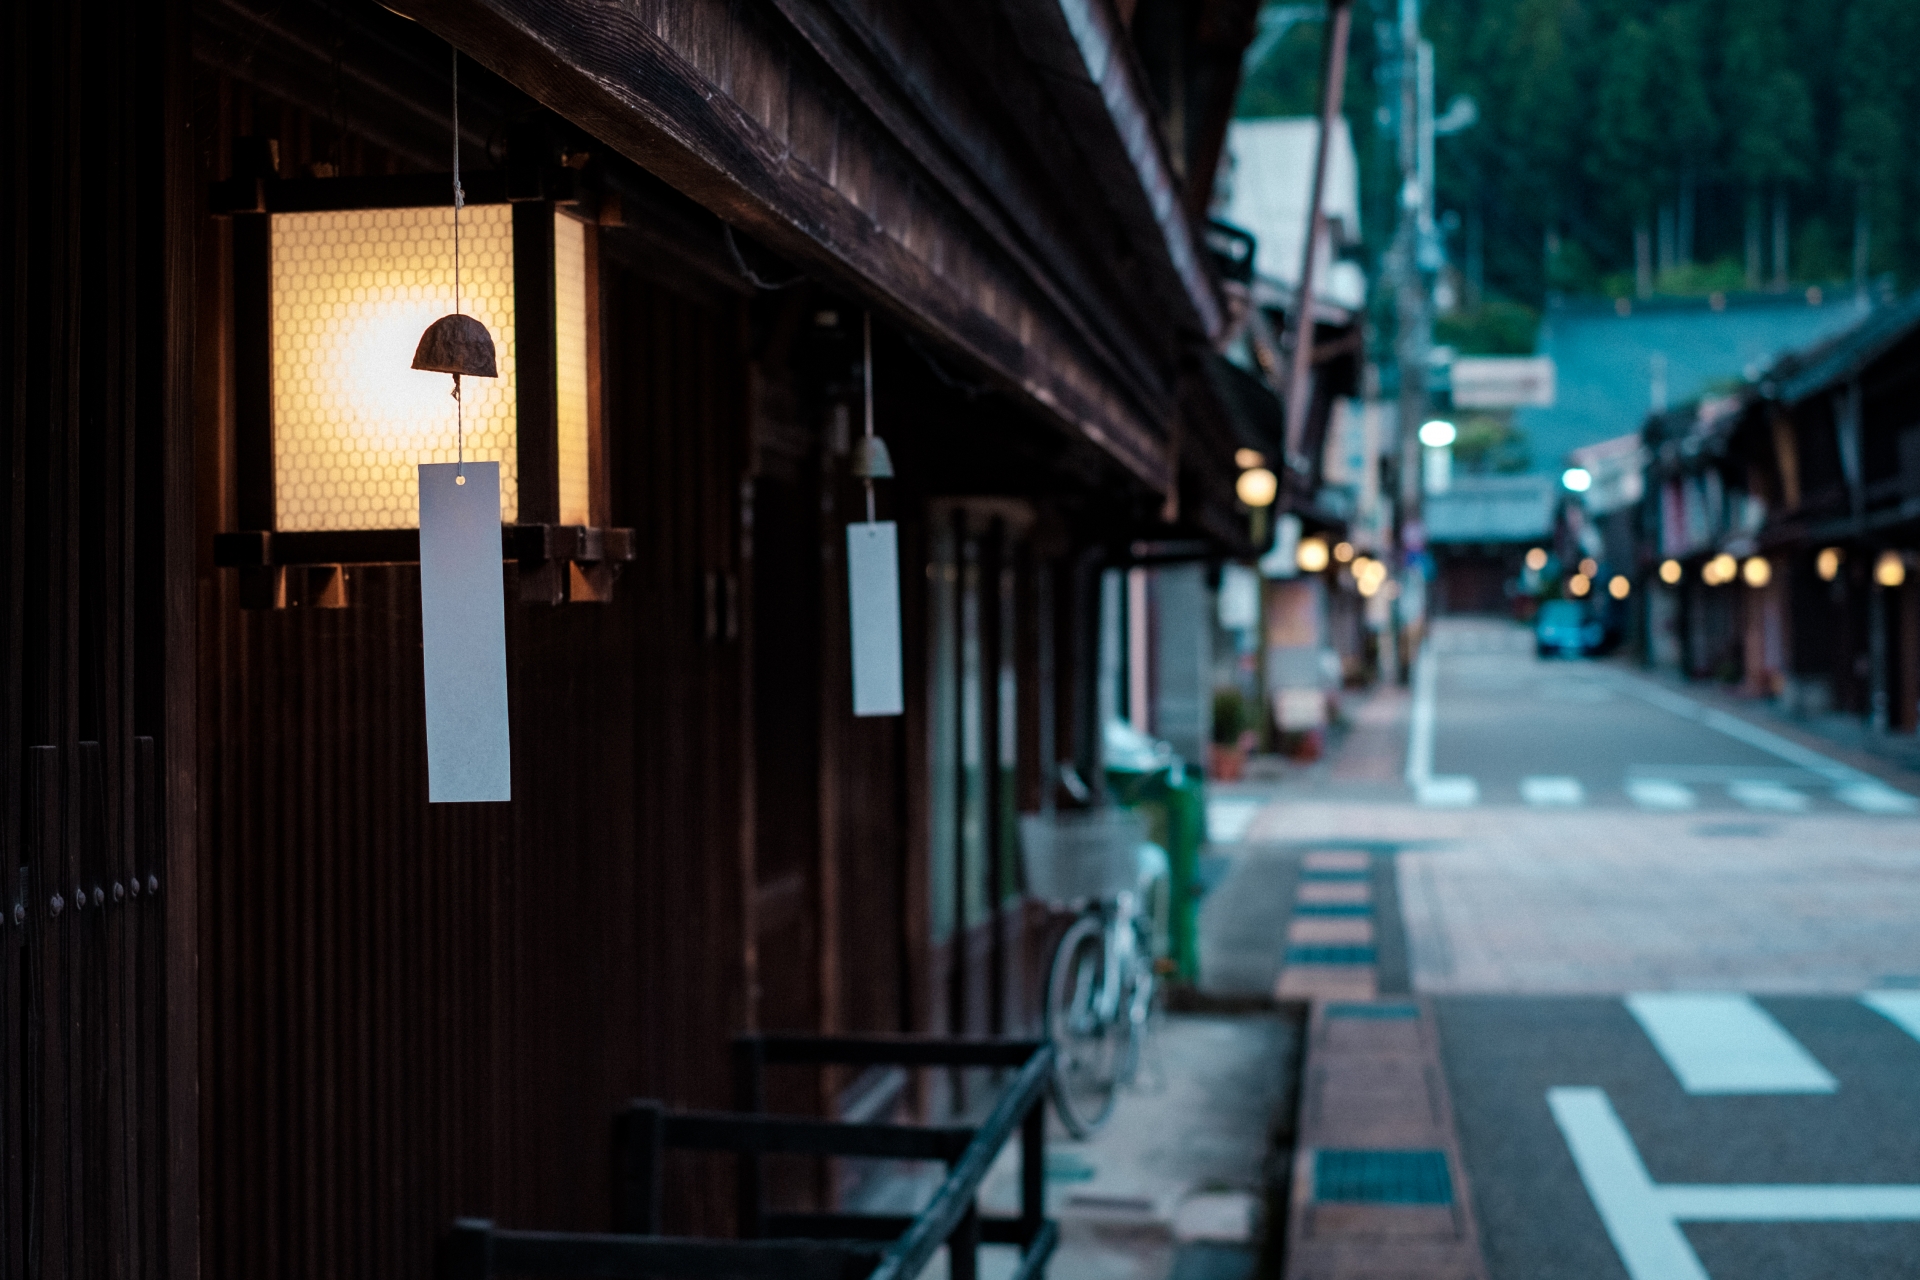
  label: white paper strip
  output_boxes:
[847,521,904,717]
[418,462,512,802]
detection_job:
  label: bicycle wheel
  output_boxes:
[1114,917,1158,1088]
[1046,911,1121,1138]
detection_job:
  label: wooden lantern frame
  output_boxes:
[210,140,634,606]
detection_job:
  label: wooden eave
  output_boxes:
[388,0,1221,494]
[990,0,1224,342]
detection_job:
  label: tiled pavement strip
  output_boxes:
[1283,1000,1487,1280]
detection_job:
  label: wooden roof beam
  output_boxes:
[387,0,1174,492]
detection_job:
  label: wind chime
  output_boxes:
[416,50,513,803]
[847,311,904,718]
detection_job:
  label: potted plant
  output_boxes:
[1210,687,1249,781]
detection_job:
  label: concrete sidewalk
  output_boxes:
[971,1014,1297,1280]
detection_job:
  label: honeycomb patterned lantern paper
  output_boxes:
[267,205,595,531]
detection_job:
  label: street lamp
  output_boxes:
[1418,419,1457,447]
[1561,467,1592,493]
[1297,536,1331,573]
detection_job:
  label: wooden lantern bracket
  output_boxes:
[211,136,621,609]
[213,525,637,608]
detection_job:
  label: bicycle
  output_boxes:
[1020,807,1170,1137]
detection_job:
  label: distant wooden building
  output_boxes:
[1636,295,1920,718]
[0,0,1277,1274]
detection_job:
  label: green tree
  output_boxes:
[1834,0,1916,284]
[1719,5,1813,288]
[1588,17,1663,295]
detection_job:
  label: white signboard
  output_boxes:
[418,462,512,802]
[847,522,904,717]
[1451,356,1557,408]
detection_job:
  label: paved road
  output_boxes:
[1209,618,1920,1280]
[1415,623,1918,815]
[1438,994,1920,1280]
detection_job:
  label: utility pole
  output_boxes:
[1391,0,1430,675]
[1282,0,1359,495]
[1281,0,1354,495]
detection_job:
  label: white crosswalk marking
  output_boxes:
[1205,799,1263,843]
[1415,775,1479,807]
[1521,775,1584,806]
[1835,784,1920,814]
[1625,778,1695,810]
[1862,991,1920,1042]
[1625,993,1836,1094]
[1727,779,1809,812]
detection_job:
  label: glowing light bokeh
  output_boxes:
[1236,466,1278,508]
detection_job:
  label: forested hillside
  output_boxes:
[1236,0,1918,328]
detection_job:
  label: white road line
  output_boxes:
[1407,647,1477,807]
[1205,799,1262,843]
[1416,776,1480,806]
[1727,779,1809,812]
[1837,784,1920,814]
[1625,993,1836,1094]
[1549,1088,1708,1280]
[1407,647,1437,788]
[1625,778,1696,810]
[1610,675,1919,812]
[1551,1087,1920,1280]
[1660,1184,1920,1220]
[1861,991,1920,1043]
[1521,775,1584,806]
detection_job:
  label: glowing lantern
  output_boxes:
[1742,557,1771,588]
[211,145,627,606]
[1608,575,1631,599]
[1816,548,1841,581]
[1876,551,1906,589]
[1296,536,1330,573]
[1658,559,1682,584]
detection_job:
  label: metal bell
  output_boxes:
[412,313,499,378]
[851,434,894,480]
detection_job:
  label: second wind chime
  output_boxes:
[847,311,904,718]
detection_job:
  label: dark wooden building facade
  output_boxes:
[1,0,1271,1274]
[1636,295,1920,719]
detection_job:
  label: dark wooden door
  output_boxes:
[1,1,196,1277]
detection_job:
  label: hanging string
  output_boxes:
[452,47,465,481]
[863,310,875,524]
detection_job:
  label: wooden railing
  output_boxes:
[445,1035,1056,1280]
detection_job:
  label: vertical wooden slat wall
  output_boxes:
[2,0,192,1276]
[194,238,755,1269]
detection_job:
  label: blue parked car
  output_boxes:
[1536,599,1604,657]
